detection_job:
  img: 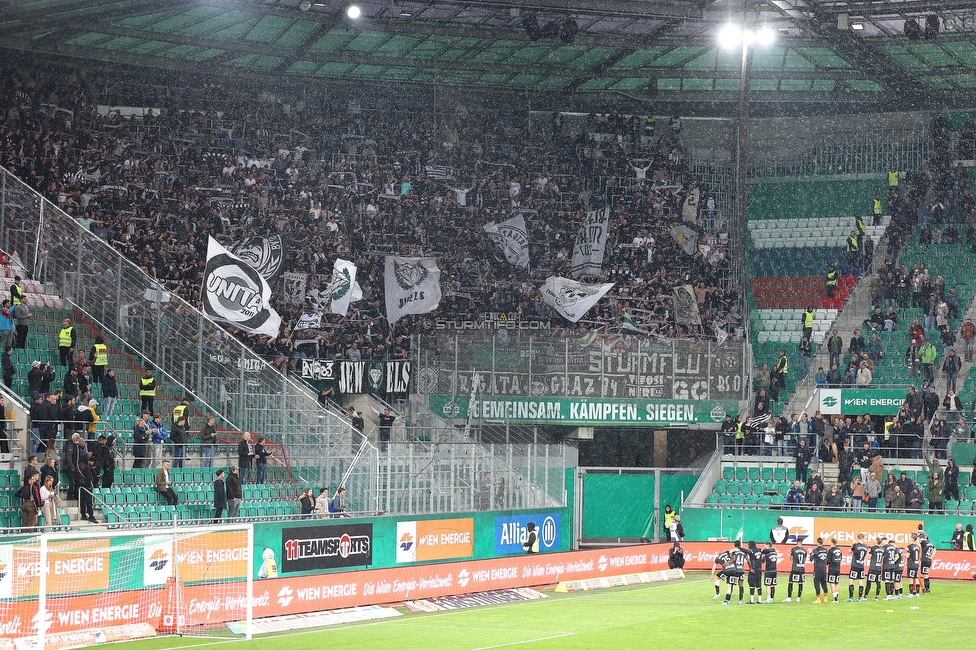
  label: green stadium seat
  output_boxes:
[958,500,973,514]
[965,486,976,500]
[945,500,960,513]
[773,468,787,481]
[760,467,773,481]
[732,495,745,508]
[743,495,759,508]
[734,467,748,480]
[718,495,733,507]
[714,480,728,494]
[748,468,761,481]
[726,480,741,495]
[757,495,772,508]
[722,467,734,480]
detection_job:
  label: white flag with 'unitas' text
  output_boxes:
[201,237,281,337]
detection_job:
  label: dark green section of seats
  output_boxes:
[749,247,846,278]
[747,179,882,221]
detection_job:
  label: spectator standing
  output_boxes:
[96,434,116,489]
[254,436,272,484]
[237,432,254,484]
[78,459,97,523]
[100,368,118,417]
[944,459,960,501]
[299,488,316,519]
[9,276,24,307]
[13,301,31,350]
[865,472,881,512]
[827,331,843,369]
[850,476,865,512]
[39,474,58,530]
[149,413,167,468]
[18,472,40,530]
[1,345,13,388]
[795,438,812,483]
[943,349,961,392]
[199,415,217,468]
[315,487,331,517]
[331,486,348,517]
[132,415,150,469]
[170,417,188,469]
[226,466,243,520]
[155,459,179,506]
[63,433,86,500]
[213,469,227,522]
[0,301,13,352]
[962,318,975,362]
[919,339,937,383]
[369,404,400,452]
[799,336,812,380]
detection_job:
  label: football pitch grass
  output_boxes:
[117,572,976,650]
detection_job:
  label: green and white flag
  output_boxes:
[330,258,358,317]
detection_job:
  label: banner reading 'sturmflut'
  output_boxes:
[201,237,281,337]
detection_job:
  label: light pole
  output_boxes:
[718,23,775,331]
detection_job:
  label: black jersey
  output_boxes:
[730,548,747,574]
[828,546,843,573]
[920,539,935,564]
[790,546,808,573]
[811,545,829,574]
[714,550,731,568]
[762,547,779,574]
[907,543,921,568]
[894,546,904,571]
[868,544,885,572]
[884,544,899,570]
[747,548,764,574]
[850,543,869,570]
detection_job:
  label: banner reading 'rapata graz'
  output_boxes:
[201,237,281,337]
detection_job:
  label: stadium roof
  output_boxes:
[2,0,976,114]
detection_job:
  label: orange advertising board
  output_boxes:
[778,515,923,546]
[10,540,111,598]
[396,519,474,563]
[1,543,975,638]
[174,531,250,583]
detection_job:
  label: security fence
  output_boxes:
[0,164,567,515]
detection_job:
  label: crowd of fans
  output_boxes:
[0,57,737,371]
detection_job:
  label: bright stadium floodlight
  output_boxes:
[756,26,775,46]
[347,4,361,19]
[718,23,741,48]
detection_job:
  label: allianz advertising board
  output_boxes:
[494,514,561,555]
[818,388,903,416]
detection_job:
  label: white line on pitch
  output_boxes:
[470,632,577,650]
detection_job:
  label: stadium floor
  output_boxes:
[116,572,975,650]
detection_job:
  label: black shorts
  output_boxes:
[827,572,841,584]
[764,574,777,586]
[748,573,761,588]
[790,572,805,583]
[883,570,895,582]
[716,570,728,582]
[907,567,919,579]
[726,573,743,586]
[921,564,931,577]
[867,571,882,583]
[849,568,866,580]
[894,570,903,583]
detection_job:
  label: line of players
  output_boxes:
[710,531,936,604]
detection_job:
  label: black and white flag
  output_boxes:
[483,215,530,270]
[672,284,702,327]
[542,276,614,323]
[425,165,451,179]
[571,207,610,278]
[281,271,308,307]
[668,221,703,257]
[385,256,442,324]
[201,237,281,337]
[294,312,322,330]
[330,258,358,316]
[681,187,700,224]
[230,234,284,283]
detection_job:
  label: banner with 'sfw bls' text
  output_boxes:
[385,256,442,325]
[201,237,281,337]
[571,207,610,278]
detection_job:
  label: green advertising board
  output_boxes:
[817,388,905,416]
[428,395,736,427]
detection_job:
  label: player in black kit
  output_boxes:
[847,533,869,602]
[893,539,905,598]
[711,549,731,599]
[919,532,936,594]
[811,538,829,604]
[762,541,778,603]
[746,541,764,604]
[883,538,899,600]
[827,538,843,603]
[723,541,747,605]
[868,539,885,601]
[907,533,922,598]
[785,539,807,602]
